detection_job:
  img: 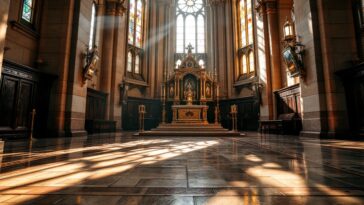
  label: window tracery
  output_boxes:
[175,0,206,68]
[127,0,145,77]
[238,0,255,80]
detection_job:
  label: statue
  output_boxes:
[169,85,174,97]
[184,81,194,105]
[206,84,211,97]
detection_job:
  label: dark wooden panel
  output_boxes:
[337,64,364,136]
[275,84,302,117]
[220,97,259,131]
[0,76,18,128]
[0,60,55,139]
[17,81,33,128]
[86,88,107,120]
[122,97,161,131]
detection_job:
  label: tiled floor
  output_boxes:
[0,132,363,204]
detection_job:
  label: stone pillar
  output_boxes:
[147,1,157,98]
[63,0,95,137]
[294,0,328,137]
[265,0,282,92]
[297,0,355,137]
[100,1,117,120]
[224,0,234,98]
[155,2,167,98]
[109,0,127,130]
[259,1,274,120]
[0,0,10,77]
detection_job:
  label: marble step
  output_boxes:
[137,130,242,137]
[151,128,229,132]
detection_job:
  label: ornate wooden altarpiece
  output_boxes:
[163,45,217,124]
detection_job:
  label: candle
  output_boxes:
[217,85,219,97]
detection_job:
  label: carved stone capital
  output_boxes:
[265,0,277,14]
[256,0,277,15]
[207,0,225,6]
[116,0,127,16]
[105,0,126,16]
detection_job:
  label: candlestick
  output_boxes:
[217,84,219,97]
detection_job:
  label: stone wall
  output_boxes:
[0,0,10,77]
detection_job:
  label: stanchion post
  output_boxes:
[230,105,238,132]
[138,105,146,132]
[30,109,36,140]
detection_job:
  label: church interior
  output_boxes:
[0,0,363,204]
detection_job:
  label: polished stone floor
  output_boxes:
[0,132,363,205]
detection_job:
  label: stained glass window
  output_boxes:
[240,0,246,47]
[238,0,255,79]
[197,15,205,53]
[135,55,140,74]
[128,0,144,48]
[22,0,36,24]
[249,52,255,72]
[127,0,145,76]
[89,3,97,49]
[128,0,135,44]
[176,0,205,54]
[242,55,247,74]
[176,15,184,53]
[127,52,133,72]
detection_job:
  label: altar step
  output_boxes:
[136,124,242,137]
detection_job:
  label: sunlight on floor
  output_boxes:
[0,139,219,205]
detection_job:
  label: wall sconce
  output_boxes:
[82,45,99,84]
[282,17,305,78]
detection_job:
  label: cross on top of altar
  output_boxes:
[186,43,194,54]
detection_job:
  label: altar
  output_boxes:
[172,105,208,124]
[161,44,217,124]
[138,45,240,136]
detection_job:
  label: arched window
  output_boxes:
[127,52,133,72]
[21,0,36,25]
[238,0,255,80]
[127,0,145,76]
[135,55,140,74]
[176,0,206,54]
[89,2,97,49]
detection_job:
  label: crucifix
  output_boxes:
[186,43,194,55]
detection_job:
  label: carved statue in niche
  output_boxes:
[169,84,174,97]
[184,81,195,105]
[206,83,211,98]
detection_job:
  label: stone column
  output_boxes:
[100,1,117,120]
[63,0,95,137]
[109,1,127,129]
[265,0,282,92]
[0,0,10,77]
[224,0,234,98]
[155,1,167,98]
[258,1,274,120]
[147,1,157,98]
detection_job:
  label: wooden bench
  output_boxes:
[259,113,301,135]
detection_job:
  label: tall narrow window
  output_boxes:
[237,0,255,80]
[21,0,36,24]
[176,0,206,54]
[176,15,184,53]
[135,55,140,74]
[127,0,146,77]
[127,52,133,72]
[89,3,97,49]
[197,15,205,53]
